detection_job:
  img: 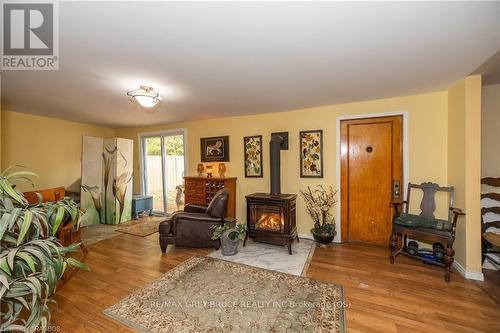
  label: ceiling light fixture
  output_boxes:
[126,85,161,109]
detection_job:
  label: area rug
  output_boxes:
[104,256,346,333]
[116,217,164,237]
[209,238,316,276]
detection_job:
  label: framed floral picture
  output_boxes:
[200,136,229,162]
[300,130,323,178]
[244,135,263,177]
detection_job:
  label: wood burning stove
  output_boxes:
[244,132,299,254]
[244,193,298,254]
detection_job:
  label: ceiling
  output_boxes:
[473,50,500,86]
[1,1,499,128]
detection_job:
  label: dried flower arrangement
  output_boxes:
[300,185,338,241]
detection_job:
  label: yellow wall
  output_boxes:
[116,91,449,237]
[447,75,482,273]
[3,84,484,275]
[481,84,500,177]
[1,111,115,192]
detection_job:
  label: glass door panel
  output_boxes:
[142,130,186,215]
[164,134,185,213]
[144,136,165,213]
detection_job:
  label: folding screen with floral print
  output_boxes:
[81,136,133,225]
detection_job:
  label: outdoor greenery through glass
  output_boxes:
[146,135,184,156]
[144,135,185,213]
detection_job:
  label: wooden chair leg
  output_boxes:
[444,246,454,283]
[80,242,88,256]
[390,233,398,264]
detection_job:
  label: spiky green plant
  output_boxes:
[0,167,89,333]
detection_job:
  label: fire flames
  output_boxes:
[256,213,283,231]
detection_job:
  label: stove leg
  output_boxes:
[288,241,292,255]
[243,232,248,247]
[296,234,300,242]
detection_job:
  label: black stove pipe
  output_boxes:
[270,135,283,196]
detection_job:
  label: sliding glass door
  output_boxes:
[141,130,186,214]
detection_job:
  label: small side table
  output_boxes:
[132,195,153,219]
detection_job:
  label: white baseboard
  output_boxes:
[453,261,484,281]
[483,256,500,270]
[483,259,499,270]
[298,234,314,241]
[298,233,342,243]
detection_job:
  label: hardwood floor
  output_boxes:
[51,231,500,333]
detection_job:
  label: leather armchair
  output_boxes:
[159,189,229,252]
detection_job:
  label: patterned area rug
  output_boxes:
[209,238,316,276]
[116,217,164,237]
[104,256,346,332]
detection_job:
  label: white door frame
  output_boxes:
[335,111,409,243]
[138,128,188,213]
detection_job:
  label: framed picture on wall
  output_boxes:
[200,136,230,162]
[244,135,263,177]
[300,130,323,178]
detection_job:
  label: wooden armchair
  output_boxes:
[481,177,500,267]
[23,187,83,247]
[389,182,465,282]
[23,187,87,283]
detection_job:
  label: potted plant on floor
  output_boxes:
[300,185,338,245]
[0,167,89,332]
[211,221,247,256]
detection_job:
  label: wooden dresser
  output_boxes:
[184,176,237,218]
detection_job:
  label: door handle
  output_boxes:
[392,181,401,199]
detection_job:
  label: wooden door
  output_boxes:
[340,116,402,245]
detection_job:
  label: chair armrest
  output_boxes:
[389,200,407,207]
[390,201,407,220]
[450,207,465,216]
[449,207,465,238]
[184,204,208,214]
[169,212,221,235]
[174,212,222,224]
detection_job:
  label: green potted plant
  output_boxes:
[300,185,338,244]
[0,167,89,333]
[211,221,247,256]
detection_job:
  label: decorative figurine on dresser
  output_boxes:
[183,176,237,218]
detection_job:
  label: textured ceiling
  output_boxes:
[1,1,499,127]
